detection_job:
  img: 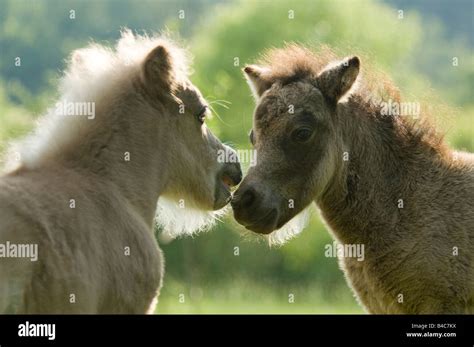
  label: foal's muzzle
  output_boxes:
[231,183,281,234]
[213,147,242,210]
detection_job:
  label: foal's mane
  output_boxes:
[257,44,447,156]
[5,30,190,171]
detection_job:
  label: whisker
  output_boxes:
[222,141,237,148]
[211,101,230,110]
[208,103,229,125]
[206,96,232,104]
[208,99,232,105]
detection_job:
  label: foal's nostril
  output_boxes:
[240,188,256,208]
[234,164,243,185]
[222,163,243,187]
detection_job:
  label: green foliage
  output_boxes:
[191,0,416,146]
[0,84,34,154]
[0,0,217,94]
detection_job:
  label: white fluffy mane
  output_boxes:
[4,29,190,171]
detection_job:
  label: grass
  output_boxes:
[156,277,364,314]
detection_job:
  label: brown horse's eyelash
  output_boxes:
[197,105,208,124]
[248,129,255,145]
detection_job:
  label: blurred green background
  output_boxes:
[0,0,472,313]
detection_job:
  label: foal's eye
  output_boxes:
[196,106,208,124]
[292,127,313,143]
[248,129,255,146]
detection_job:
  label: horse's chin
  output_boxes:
[213,181,232,210]
[237,206,312,246]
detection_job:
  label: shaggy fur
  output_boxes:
[0,31,241,313]
[233,44,474,313]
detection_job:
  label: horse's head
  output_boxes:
[141,43,242,212]
[232,45,359,235]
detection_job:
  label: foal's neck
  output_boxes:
[59,94,168,227]
[318,96,445,245]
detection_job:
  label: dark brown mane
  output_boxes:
[259,43,400,101]
[258,44,447,157]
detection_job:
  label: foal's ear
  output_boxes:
[142,45,175,93]
[243,65,273,100]
[316,56,360,103]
